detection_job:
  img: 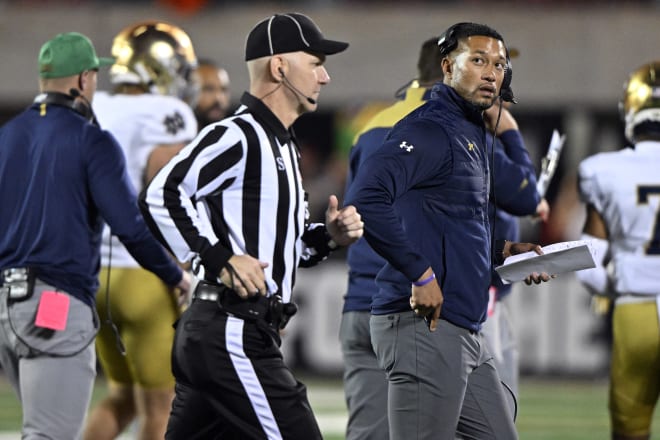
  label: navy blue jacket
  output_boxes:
[344,86,539,315]
[0,97,182,307]
[346,84,532,331]
[343,86,432,313]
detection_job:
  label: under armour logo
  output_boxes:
[164,111,185,135]
[468,142,474,151]
[399,141,414,152]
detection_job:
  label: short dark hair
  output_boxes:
[417,37,444,84]
[437,22,505,58]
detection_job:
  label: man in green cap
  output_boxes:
[37,32,114,118]
[0,32,191,439]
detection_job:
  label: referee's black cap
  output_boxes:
[245,13,348,61]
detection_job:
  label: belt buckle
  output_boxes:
[197,291,219,301]
[3,268,29,284]
[2,268,33,301]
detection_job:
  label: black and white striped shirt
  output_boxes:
[139,92,332,302]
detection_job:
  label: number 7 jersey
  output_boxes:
[578,141,660,296]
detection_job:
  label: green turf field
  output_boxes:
[1,374,659,439]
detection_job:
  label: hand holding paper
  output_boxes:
[496,240,598,284]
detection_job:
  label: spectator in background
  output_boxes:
[193,58,231,128]
[0,32,189,440]
[576,60,660,440]
[83,21,198,440]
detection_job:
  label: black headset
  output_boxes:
[35,91,98,125]
[437,23,515,103]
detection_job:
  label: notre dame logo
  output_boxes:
[164,111,185,135]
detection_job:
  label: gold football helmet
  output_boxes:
[110,21,198,101]
[620,61,660,142]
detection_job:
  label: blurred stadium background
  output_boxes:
[1,0,660,437]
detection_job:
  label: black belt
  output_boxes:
[193,281,297,330]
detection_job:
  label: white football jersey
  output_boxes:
[578,141,660,295]
[94,91,198,267]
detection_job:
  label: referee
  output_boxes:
[140,12,363,439]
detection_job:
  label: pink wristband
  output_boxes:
[413,273,435,287]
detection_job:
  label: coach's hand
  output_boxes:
[325,195,364,247]
[409,268,443,331]
[505,241,554,285]
[220,254,269,299]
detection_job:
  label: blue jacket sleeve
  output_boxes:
[491,130,540,216]
[86,129,182,286]
[345,118,450,282]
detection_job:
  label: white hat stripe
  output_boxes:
[266,16,275,55]
[282,14,310,48]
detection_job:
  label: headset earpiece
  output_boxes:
[437,23,460,57]
[502,59,512,91]
[500,54,516,103]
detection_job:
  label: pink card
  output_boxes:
[35,291,69,331]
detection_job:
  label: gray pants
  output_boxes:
[371,312,517,440]
[340,311,389,440]
[481,296,519,397]
[0,279,97,440]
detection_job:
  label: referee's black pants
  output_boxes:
[165,298,322,440]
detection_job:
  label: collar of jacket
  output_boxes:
[429,83,485,126]
[240,92,294,145]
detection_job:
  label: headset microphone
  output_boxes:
[278,68,317,105]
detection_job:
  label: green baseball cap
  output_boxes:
[38,32,114,79]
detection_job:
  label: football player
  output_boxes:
[577,61,660,440]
